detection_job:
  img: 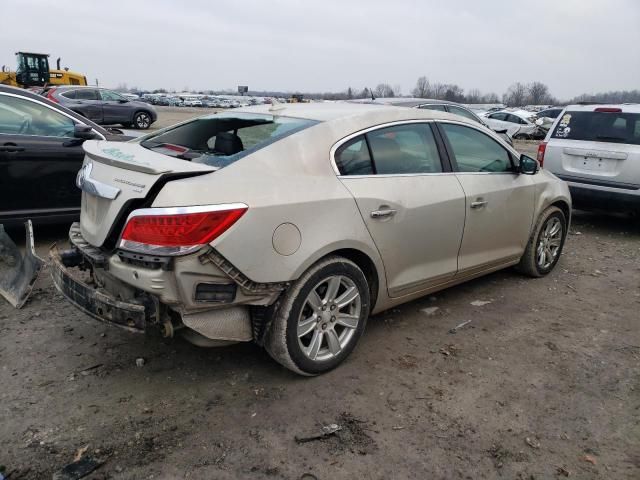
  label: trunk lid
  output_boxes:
[79,140,215,248]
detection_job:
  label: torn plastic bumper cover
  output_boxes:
[50,245,148,332]
[0,221,44,308]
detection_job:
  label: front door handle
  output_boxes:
[370,209,397,219]
[470,199,488,209]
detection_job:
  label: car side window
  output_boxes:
[100,90,125,101]
[448,105,480,123]
[418,104,447,112]
[489,112,507,121]
[335,136,374,175]
[0,94,75,137]
[366,123,442,175]
[440,123,513,173]
[75,89,98,100]
[60,90,76,99]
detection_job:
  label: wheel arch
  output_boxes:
[329,248,380,310]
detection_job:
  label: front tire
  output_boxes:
[265,256,371,375]
[517,206,567,277]
[132,111,152,129]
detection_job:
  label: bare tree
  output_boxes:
[527,81,551,105]
[412,76,431,98]
[467,88,482,103]
[346,87,354,99]
[431,82,447,99]
[503,82,527,107]
[374,83,395,98]
[444,84,464,102]
[393,84,402,97]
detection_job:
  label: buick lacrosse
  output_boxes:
[51,103,571,374]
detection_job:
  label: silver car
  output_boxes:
[51,104,571,375]
[540,103,640,212]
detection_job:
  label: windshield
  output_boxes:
[140,112,318,167]
[552,110,640,145]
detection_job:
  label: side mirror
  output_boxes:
[519,154,539,175]
[493,128,508,134]
[74,124,97,140]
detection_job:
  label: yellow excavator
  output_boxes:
[0,51,87,88]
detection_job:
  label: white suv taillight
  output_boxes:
[119,204,248,256]
[537,141,547,168]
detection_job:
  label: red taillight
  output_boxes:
[594,107,622,113]
[537,141,547,168]
[119,205,247,255]
[46,88,59,103]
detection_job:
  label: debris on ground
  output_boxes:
[73,445,89,462]
[582,454,597,465]
[295,423,342,443]
[470,300,492,307]
[135,358,145,368]
[525,436,540,449]
[556,465,571,476]
[439,345,459,357]
[449,319,472,334]
[52,456,102,480]
[420,306,439,316]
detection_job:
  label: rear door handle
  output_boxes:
[470,199,488,209]
[370,209,397,219]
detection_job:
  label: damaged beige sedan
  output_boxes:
[51,103,571,375]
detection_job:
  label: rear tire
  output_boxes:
[517,206,567,277]
[265,256,370,375]
[132,111,152,129]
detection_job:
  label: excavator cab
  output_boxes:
[15,52,50,87]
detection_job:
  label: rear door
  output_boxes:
[71,88,103,123]
[100,90,131,125]
[544,109,640,188]
[0,93,87,218]
[336,121,466,297]
[437,122,535,274]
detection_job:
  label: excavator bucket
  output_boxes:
[0,221,44,308]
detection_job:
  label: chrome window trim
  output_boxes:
[330,119,450,178]
[0,92,106,140]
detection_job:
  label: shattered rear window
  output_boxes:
[139,112,318,167]
[552,111,640,145]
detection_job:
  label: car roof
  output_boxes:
[348,97,460,108]
[231,102,468,122]
[563,103,640,113]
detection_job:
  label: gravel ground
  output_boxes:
[1,110,638,479]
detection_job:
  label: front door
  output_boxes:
[437,122,535,274]
[336,122,466,298]
[0,93,85,218]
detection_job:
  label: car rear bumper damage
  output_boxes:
[50,245,149,332]
[50,223,287,344]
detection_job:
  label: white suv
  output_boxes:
[540,104,640,211]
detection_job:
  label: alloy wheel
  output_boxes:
[536,216,563,269]
[297,275,361,362]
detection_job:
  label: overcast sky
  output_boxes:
[2,0,639,98]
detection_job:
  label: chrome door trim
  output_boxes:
[329,119,440,177]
